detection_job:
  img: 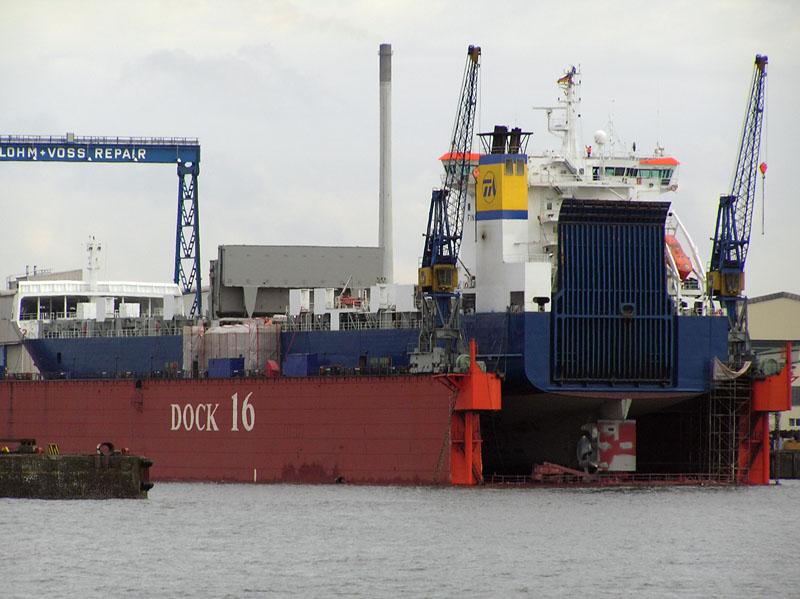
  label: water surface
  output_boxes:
[2,481,798,597]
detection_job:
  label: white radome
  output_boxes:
[593,129,608,145]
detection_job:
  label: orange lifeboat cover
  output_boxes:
[665,235,692,281]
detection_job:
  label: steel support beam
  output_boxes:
[175,161,201,317]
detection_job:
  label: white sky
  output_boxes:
[0,0,797,299]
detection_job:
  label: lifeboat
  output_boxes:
[665,234,692,281]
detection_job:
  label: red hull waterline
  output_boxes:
[0,376,476,485]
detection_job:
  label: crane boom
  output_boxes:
[708,54,768,299]
[419,45,481,293]
[412,45,481,373]
[707,54,768,364]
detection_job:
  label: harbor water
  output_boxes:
[2,481,799,597]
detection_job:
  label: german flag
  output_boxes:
[557,67,576,84]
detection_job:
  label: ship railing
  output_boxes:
[39,324,186,339]
[4,368,377,381]
[338,318,422,331]
[281,318,421,332]
[484,472,734,486]
[3,370,184,381]
[280,321,331,332]
[20,308,167,322]
[503,249,552,264]
[19,311,71,321]
[4,363,419,381]
[5,369,188,381]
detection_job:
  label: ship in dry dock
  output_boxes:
[0,48,793,486]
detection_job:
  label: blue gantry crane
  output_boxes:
[0,134,203,317]
[707,55,768,357]
[412,45,481,373]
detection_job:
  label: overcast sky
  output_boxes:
[0,0,797,300]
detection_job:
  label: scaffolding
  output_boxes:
[707,369,754,482]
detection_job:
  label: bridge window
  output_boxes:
[505,159,514,175]
[516,159,525,175]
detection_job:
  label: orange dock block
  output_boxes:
[752,342,793,412]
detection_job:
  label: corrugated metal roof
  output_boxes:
[748,291,800,304]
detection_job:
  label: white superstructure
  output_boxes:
[458,66,706,316]
[1,240,186,340]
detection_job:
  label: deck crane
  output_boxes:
[708,54,768,360]
[411,45,481,374]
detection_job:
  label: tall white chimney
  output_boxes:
[86,235,102,291]
[379,43,393,283]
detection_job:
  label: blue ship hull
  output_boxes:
[23,312,727,395]
[22,335,183,379]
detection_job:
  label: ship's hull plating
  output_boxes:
[0,376,454,484]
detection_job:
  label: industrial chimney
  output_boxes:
[379,43,393,283]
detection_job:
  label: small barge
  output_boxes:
[0,439,153,499]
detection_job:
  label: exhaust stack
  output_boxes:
[379,43,393,283]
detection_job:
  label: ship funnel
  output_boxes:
[379,43,393,283]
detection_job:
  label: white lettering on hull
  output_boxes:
[230,392,255,432]
[169,395,250,432]
[170,402,221,432]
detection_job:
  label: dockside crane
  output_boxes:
[0,135,203,317]
[411,45,481,373]
[708,54,768,361]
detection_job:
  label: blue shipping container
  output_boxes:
[282,354,318,377]
[208,358,245,378]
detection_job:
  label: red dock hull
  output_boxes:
[0,376,455,485]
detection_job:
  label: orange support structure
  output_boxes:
[439,340,502,485]
[738,412,770,485]
[450,411,483,485]
[740,342,793,485]
[752,342,793,412]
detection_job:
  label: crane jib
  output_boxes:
[414,45,481,371]
[420,46,481,275]
[708,54,767,306]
